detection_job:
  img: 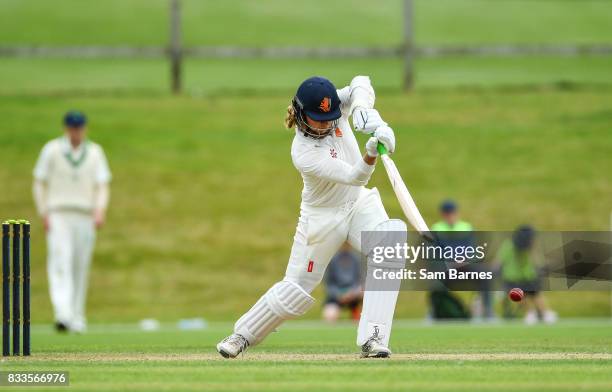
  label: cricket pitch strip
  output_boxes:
[7,352,612,362]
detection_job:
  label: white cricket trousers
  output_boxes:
[46,210,96,331]
[233,187,406,348]
[285,188,388,293]
[286,187,405,346]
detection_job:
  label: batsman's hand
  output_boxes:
[352,108,387,133]
[365,137,379,157]
[373,125,395,154]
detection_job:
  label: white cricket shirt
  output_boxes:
[33,137,111,213]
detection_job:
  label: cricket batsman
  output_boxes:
[32,111,111,333]
[217,76,407,358]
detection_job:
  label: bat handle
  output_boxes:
[377,142,388,155]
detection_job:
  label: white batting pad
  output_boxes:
[357,219,407,347]
[234,280,314,346]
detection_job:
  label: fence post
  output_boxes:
[403,0,414,91]
[169,0,182,94]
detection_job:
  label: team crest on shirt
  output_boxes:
[335,127,343,137]
[319,97,331,112]
[330,148,337,158]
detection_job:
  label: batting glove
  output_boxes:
[365,137,380,157]
[352,108,387,134]
[373,125,395,154]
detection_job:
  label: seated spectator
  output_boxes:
[322,243,363,323]
[430,199,494,320]
[496,225,557,325]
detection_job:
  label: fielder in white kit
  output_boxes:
[217,75,407,358]
[32,111,111,333]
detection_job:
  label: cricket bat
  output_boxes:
[377,143,430,235]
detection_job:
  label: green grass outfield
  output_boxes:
[2,321,611,391]
[2,0,612,46]
[0,0,611,324]
[1,88,611,322]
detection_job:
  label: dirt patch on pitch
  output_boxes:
[6,352,612,362]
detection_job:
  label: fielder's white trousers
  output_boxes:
[46,210,96,331]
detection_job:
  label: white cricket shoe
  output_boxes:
[543,310,558,324]
[524,310,538,325]
[70,319,87,334]
[360,327,391,358]
[217,334,249,358]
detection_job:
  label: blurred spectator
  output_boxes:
[496,225,557,325]
[322,243,362,323]
[431,199,472,232]
[429,200,494,320]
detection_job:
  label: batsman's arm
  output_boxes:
[337,75,375,117]
[293,149,375,186]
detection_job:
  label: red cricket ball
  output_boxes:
[508,288,524,302]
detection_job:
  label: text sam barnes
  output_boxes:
[373,268,493,280]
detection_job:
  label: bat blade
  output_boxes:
[380,154,430,234]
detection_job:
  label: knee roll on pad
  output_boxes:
[374,219,407,233]
[266,279,315,318]
[234,280,314,345]
[367,219,408,269]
